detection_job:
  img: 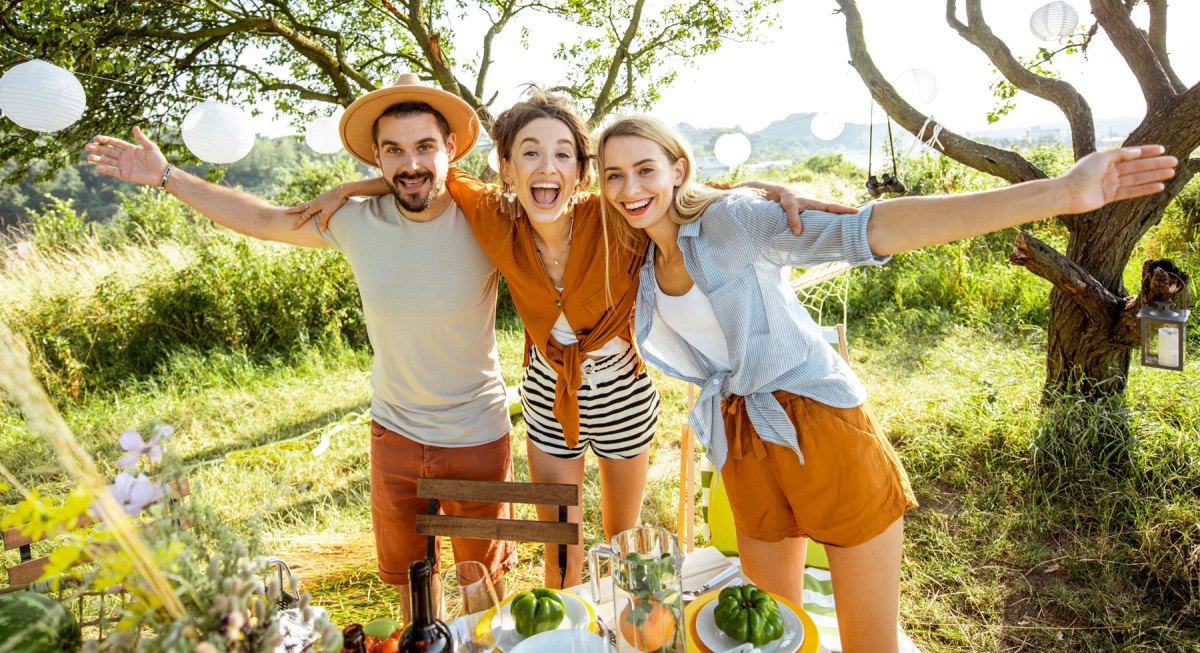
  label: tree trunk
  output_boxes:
[1045,289,1131,397]
[1040,187,1181,398]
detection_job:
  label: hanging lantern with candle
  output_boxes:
[1030,1,1079,41]
[0,59,87,133]
[181,101,256,164]
[1136,261,1191,371]
[1138,301,1190,371]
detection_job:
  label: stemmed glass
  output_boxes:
[441,561,501,652]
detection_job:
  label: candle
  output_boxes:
[1158,326,1180,368]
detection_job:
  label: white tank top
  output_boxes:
[653,279,733,372]
[550,311,629,357]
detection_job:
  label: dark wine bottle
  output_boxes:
[399,559,455,653]
[342,623,369,653]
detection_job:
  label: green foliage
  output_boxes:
[273,157,364,207]
[108,187,209,244]
[30,196,90,250]
[797,153,863,180]
[9,234,363,399]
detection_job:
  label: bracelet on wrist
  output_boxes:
[159,164,175,189]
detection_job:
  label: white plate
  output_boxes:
[492,591,594,652]
[695,597,804,653]
[508,629,611,653]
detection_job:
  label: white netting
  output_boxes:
[790,261,852,327]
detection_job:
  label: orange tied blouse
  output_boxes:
[445,168,646,448]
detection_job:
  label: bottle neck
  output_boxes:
[409,561,437,627]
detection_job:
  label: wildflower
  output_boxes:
[104,471,164,517]
[116,425,172,469]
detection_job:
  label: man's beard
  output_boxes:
[388,171,445,213]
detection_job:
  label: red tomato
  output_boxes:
[363,635,379,653]
[377,637,400,653]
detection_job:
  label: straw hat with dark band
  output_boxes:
[339,72,480,167]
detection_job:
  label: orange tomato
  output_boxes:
[363,635,379,653]
[377,637,400,653]
[618,599,676,652]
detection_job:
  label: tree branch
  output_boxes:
[589,0,645,126]
[948,0,1096,161]
[835,0,1046,184]
[1091,0,1177,109]
[1009,232,1123,326]
[1145,0,1187,93]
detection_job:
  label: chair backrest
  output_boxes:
[414,478,581,546]
[2,478,191,591]
[1,478,191,636]
[792,261,852,363]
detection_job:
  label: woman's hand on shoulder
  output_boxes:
[287,184,355,232]
[733,180,858,235]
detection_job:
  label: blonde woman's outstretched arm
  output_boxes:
[866,145,1177,257]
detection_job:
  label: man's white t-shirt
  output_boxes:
[318,196,509,446]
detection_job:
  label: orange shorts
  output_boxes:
[369,420,518,585]
[718,392,917,547]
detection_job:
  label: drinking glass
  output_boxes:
[441,561,501,652]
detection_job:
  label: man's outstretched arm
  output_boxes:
[86,127,328,248]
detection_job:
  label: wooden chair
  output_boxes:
[415,478,581,586]
[1,478,191,636]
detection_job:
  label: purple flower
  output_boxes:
[115,426,170,469]
[107,471,165,517]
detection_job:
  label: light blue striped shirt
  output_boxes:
[635,194,888,471]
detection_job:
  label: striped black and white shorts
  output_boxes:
[520,345,660,460]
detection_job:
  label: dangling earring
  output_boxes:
[568,193,580,208]
[502,182,517,204]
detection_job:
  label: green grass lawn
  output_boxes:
[3,318,1197,651]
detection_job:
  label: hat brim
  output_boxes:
[339,85,480,167]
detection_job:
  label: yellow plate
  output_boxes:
[474,589,599,652]
[684,589,818,653]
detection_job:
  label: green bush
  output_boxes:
[30,196,89,250]
[12,233,363,398]
[108,186,209,244]
[273,158,364,207]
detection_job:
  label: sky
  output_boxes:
[257,0,1200,139]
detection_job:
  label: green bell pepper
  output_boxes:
[712,584,784,646]
[510,588,565,637]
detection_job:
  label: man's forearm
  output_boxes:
[164,167,322,246]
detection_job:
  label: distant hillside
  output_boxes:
[676,113,1142,168]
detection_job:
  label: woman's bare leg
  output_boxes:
[596,449,651,541]
[735,531,809,603]
[526,439,586,588]
[823,518,904,653]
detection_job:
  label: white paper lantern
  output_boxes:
[304,112,343,155]
[713,133,751,167]
[0,60,86,133]
[1030,1,1079,41]
[181,101,255,164]
[895,68,939,106]
[810,112,845,141]
[487,147,500,173]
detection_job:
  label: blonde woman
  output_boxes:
[595,115,1175,652]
